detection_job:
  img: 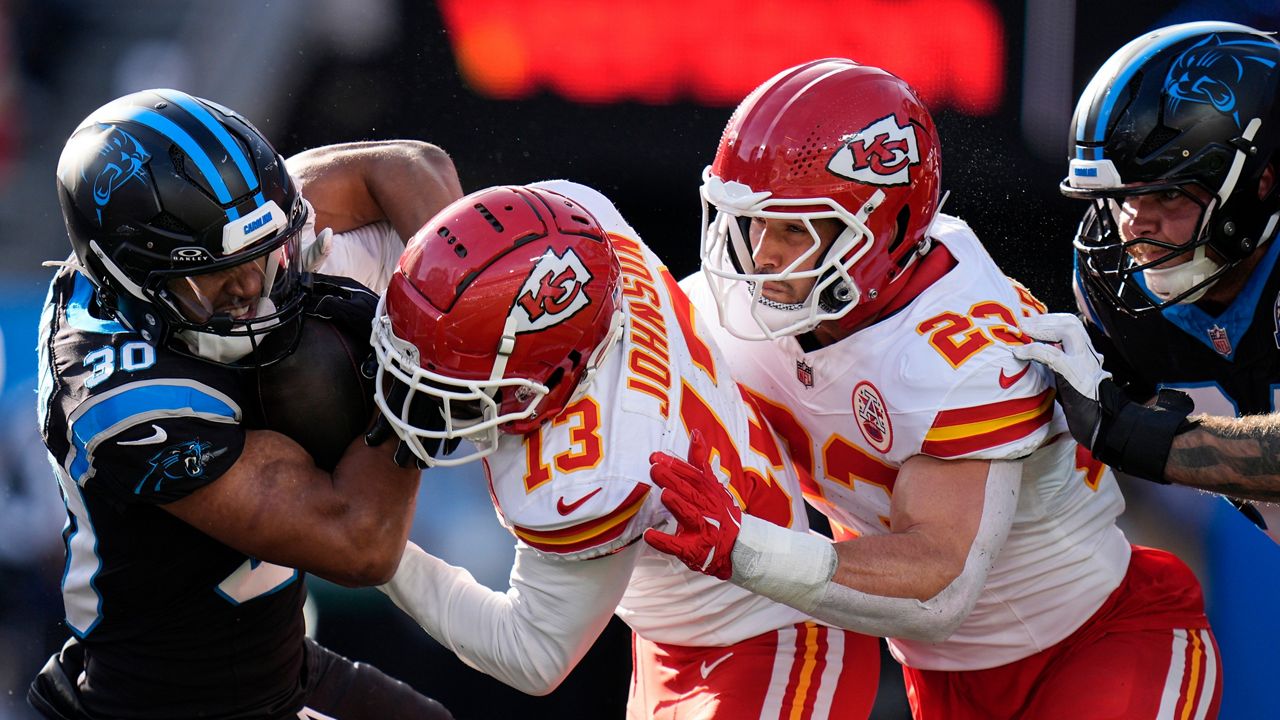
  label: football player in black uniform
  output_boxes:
[32,89,455,719]
[1012,22,1280,513]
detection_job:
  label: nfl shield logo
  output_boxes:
[796,359,814,388]
[1208,325,1232,356]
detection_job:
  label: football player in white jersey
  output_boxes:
[643,59,1222,720]
[368,181,880,719]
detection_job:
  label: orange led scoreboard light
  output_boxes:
[438,0,1004,114]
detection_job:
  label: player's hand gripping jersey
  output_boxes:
[686,215,1132,671]
[383,181,879,718]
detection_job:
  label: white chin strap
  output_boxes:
[1141,245,1220,303]
[177,297,279,363]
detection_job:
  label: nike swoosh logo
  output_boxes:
[118,424,168,446]
[556,487,603,515]
[998,365,1031,389]
[700,652,733,679]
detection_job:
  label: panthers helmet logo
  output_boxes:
[85,127,152,221]
[1164,33,1280,128]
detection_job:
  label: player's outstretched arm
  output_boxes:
[380,541,638,695]
[1164,415,1280,502]
[163,428,421,587]
[646,437,1019,642]
[286,140,463,240]
[1011,313,1197,484]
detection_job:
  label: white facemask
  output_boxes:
[1140,246,1220,303]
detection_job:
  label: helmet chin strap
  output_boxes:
[488,315,520,385]
[177,297,279,363]
[1140,245,1220,303]
[571,304,625,404]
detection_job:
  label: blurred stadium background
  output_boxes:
[1,1,1278,718]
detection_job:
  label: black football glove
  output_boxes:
[364,374,461,469]
[301,273,379,345]
[1012,313,1196,483]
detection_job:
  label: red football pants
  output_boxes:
[903,545,1220,720]
[628,622,880,719]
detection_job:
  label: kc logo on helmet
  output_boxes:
[513,247,594,332]
[827,114,920,186]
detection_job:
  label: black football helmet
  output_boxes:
[56,88,309,366]
[1062,21,1280,314]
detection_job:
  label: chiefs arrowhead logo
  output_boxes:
[827,114,920,186]
[852,381,893,454]
[513,248,594,332]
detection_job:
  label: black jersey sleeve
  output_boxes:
[79,389,246,505]
[59,354,248,506]
[46,270,253,506]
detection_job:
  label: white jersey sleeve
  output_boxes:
[382,540,638,695]
[289,171,405,294]
[311,220,403,294]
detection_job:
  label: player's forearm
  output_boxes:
[382,542,634,696]
[729,460,1018,642]
[288,140,462,238]
[731,516,977,642]
[1165,414,1280,501]
[358,141,462,241]
[325,438,422,583]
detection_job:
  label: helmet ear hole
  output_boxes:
[887,205,911,263]
[544,363,568,393]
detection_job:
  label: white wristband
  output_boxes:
[731,514,838,613]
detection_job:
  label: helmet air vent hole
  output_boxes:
[475,203,504,232]
[150,211,193,234]
[1136,124,1181,159]
[546,365,566,391]
[169,147,186,176]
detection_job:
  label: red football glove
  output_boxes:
[643,430,742,580]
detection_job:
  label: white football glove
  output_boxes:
[1012,312,1192,483]
[297,198,334,273]
[1009,313,1110,402]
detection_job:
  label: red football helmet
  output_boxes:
[701,58,943,339]
[373,185,624,466]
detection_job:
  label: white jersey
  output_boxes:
[292,171,406,295]
[482,180,812,646]
[685,214,1132,670]
[314,220,402,294]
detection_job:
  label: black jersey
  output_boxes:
[38,269,306,719]
[1076,237,1280,417]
